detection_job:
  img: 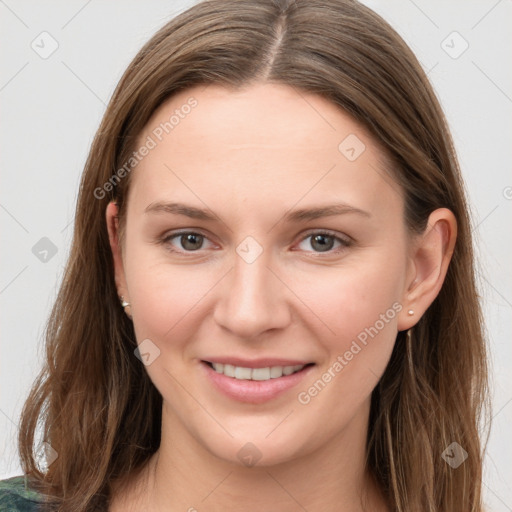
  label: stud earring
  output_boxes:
[407,309,414,316]
[119,295,132,319]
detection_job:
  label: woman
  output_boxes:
[0,0,489,510]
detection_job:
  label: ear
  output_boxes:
[105,201,129,300]
[397,208,457,331]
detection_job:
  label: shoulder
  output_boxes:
[0,475,46,511]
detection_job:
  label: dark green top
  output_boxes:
[0,476,46,511]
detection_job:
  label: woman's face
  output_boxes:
[109,83,418,466]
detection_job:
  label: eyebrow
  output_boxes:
[144,201,371,222]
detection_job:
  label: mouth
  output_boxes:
[200,360,316,404]
[202,360,315,381]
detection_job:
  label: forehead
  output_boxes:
[141,82,375,153]
[128,83,403,220]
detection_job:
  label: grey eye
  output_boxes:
[177,233,205,251]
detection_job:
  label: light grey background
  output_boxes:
[1,0,511,509]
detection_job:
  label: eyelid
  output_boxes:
[298,228,352,244]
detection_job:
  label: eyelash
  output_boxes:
[158,229,353,257]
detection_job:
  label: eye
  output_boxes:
[295,230,352,254]
[161,231,215,253]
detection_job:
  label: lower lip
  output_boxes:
[201,361,315,404]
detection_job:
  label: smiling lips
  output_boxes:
[201,358,316,403]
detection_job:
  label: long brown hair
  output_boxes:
[18,0,490,510]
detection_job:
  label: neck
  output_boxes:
[110,399,389,512]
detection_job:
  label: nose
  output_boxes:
[213,246,291,339]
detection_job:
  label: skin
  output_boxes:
[106,83,456,511]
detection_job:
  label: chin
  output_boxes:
[199,427,313,469]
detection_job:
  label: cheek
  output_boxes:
[290,255,405,346]
[289,258,404,422]
[288,255,404,407]
[124,245,220,347]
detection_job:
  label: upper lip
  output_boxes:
[202,357,314,369]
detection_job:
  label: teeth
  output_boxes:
[252,367,270,381]
[270,366,283,378]
[235,366,252,380]
[210,362,305,380]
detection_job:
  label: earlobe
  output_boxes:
[398,208,457,331]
